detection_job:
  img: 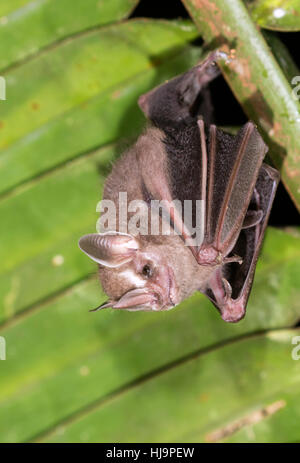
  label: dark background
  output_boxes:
[131,0,299,226]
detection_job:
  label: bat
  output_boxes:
[79,51,279,322]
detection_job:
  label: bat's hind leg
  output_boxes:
[138,51,222,127]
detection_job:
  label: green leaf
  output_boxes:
[0,49,199,196]
[246,0,300,31]
[224,385,300,442]
[0,227,299,442]
[35,328,300,442]
[0,19,198,194]
[0,145,113,323]
[0,0,31,17]
[0,0,139,71]
[0,2,299,444]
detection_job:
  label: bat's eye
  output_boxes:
[142,264,153,278]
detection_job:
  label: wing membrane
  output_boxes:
[204,163,279,322]
[202,122,268,257]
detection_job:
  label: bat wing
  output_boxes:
[204,162,279,322]
[199,121,268,262]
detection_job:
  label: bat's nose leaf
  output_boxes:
[113,288,156,310]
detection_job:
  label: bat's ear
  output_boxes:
[78,232,140,268]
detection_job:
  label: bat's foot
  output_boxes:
[218,277,246,322]
[219,298,246,323]
[206,270,246,322]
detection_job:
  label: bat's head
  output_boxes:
[78,231,202,312]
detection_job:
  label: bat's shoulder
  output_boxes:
[135,125,165,153]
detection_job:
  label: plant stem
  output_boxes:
[182,0,300,211]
